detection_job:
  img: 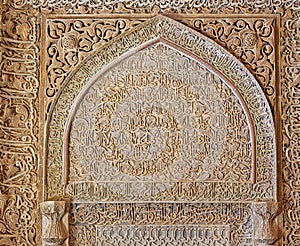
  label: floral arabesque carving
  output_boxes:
[44,18,145,101]
[180,17,277,106]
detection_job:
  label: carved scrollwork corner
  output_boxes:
[252,202,281,246]
[40,201,69,246]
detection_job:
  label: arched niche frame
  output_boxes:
[45,15,277,203]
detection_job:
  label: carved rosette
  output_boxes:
[40,201,69,246]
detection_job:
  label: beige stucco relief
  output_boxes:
[43,16,278,245]
[1,0,300,245]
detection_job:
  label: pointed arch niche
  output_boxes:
[44,16,278,245]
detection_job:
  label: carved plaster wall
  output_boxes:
[0,1,299,245]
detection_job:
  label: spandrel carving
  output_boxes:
[45,18,145,101]
[180,18,277,106]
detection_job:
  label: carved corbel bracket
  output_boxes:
[252,202,280,246]
[40,201,69,246]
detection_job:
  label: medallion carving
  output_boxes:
[66,42,258,203]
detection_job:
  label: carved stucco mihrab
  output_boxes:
[1,0,300,245]
[46,16,277,200]
[44,15,277,245]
